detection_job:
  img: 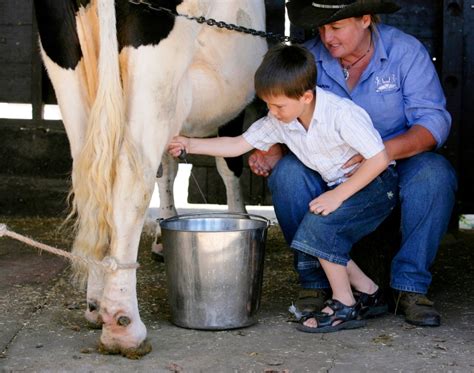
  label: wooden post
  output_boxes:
[458,0,474,213]
[31,1,44,122]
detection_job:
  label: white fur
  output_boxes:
[40,0,267,355]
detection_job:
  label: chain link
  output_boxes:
[128,0,302,44]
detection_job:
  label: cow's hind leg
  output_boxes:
[97,152,154,357]
[36,0,102,328]
[97,15,197,353]
[85,268,105,328]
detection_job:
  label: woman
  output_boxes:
[250,0,457,328]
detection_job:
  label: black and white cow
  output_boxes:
[34,0,266,357]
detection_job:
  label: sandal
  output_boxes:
[296,299,366,333]
[353,288,388,319]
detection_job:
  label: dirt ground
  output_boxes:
[0,214,473,372]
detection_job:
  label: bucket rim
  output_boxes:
[158,212,270,231]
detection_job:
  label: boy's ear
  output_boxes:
[302,90,314,104]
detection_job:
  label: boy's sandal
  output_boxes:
[296,299,366,334]
[353,288,388,319]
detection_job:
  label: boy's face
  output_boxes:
[262,92,312,124]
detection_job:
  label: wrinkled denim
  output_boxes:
[291,167,398,266]
[268,152,457,294]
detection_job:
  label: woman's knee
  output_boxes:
[269,154,304,185]
[268,154,326,197]
[399,153,457,204]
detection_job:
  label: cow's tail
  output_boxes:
[70,0,129,273]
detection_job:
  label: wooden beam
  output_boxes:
[442,0,463,208]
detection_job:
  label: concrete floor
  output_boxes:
[0,214,473,372]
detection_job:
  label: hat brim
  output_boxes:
[287,1,401,29]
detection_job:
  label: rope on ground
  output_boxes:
[0,223,139,272]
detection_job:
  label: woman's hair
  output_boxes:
[254,44,317,99]
[369,14,381,25]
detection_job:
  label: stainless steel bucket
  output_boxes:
[160,213,269,330]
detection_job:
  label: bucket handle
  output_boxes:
[159,212,271,228]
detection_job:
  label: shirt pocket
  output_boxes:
[371,88,405,127]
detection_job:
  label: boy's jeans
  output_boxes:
[291,166,398,267]
[268,152,457,294]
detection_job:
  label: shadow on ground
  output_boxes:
[0,216,473,372]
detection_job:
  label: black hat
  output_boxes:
[286,0,401,29]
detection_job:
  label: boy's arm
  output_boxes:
[309,150,390,215]
[168,135,254,158]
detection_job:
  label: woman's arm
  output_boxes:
[168,135,254,158]
[342,125,436,174]
[384,125,437,161]
[309,150,390,215]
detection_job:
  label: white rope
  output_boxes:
[0,223,139,272]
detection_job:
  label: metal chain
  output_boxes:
[128,0,302,44]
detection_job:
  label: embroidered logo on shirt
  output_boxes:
[375,74,398,93]
[317,84,330,89]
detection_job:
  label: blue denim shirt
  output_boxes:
[304,24,451,147]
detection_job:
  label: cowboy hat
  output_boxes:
[286,0,401,29]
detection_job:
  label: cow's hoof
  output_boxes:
[151,242,164,263]
[86,319,103,330]
[97,339,152,359]
[85,304,103,329]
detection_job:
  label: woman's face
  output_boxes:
[318,16,371,59]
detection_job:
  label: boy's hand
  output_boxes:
[168,136,189,158]
[248,144,284,177]
[309,190,343,216]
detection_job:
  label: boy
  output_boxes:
[168,44,398,333]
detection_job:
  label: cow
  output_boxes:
[34,0,267,357]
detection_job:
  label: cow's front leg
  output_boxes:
[215,157,247,213]
[156,153,179,230]
[151,154,179,258]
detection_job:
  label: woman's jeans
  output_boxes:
[268,152,457,294]
[291,167,398,267]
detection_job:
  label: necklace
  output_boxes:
[340,34,372,81]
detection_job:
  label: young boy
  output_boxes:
[168,44,398,333]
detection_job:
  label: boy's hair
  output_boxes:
[255,44,317,99]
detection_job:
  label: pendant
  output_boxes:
[342,67,349,81]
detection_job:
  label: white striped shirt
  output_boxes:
[243,87,385,185]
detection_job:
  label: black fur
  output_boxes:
[34,0,84,69]
[34,0,184,68]
[116,0,183,50]
[218,110,246,178]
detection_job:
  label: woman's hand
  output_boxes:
[248,144,284,177]
[342,153,365,177]
[168,136,189,158]
[309,190,343,216]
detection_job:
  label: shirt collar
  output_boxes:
[371,24,388,68]
[312,86,325,124]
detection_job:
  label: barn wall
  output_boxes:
[0,0,34,103]
[0,0,473,215]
